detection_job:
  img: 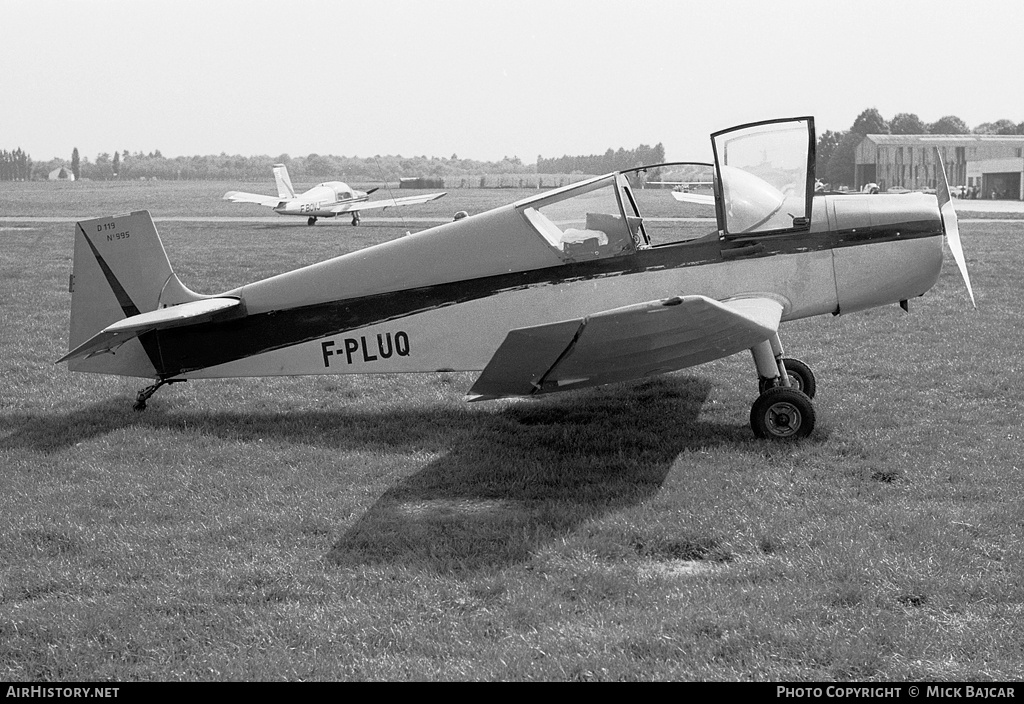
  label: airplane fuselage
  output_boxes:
[151,192,943,380]
[66,116,969,439]
[273,182,369,218]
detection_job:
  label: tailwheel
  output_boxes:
[759,357,816,398]
[750,387,815,440]
[132,378,186,411]
[307,216,317,226]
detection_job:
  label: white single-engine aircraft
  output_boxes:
[60,117,974,440]
[223,163,447,226]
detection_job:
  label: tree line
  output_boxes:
[0,148,32,181]
[815,109,1024,188]
[5,142,667,183]
[18,151,550,183]
[536,143,666,175]
[5,114,1020,185]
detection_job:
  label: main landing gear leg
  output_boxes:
[307,216,317,226]
[133,378,185,411]
[749,335,816,440]
[351,212,360,226]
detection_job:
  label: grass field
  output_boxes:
[1,183,1022,681]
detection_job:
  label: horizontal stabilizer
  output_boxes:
[57,297,243,364]
[333,192,447,213]
[468,295,783,400]
[222,191,283,207]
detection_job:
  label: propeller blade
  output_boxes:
[365,187,379,196]
[934,149,976,307]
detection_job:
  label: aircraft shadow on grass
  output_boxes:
[2,376,765,572]
[325,376,758,573]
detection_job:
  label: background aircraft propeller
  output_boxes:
[935,149,976,307]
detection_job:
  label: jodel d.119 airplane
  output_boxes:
[223,163,447,225]
[59,117,974,440]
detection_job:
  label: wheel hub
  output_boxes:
[767,402,801,437]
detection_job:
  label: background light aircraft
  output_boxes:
[60,117,974,440]
[669,180,716,206]
[223,164,447,225]
[642,166,716,206]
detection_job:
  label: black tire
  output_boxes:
[307,217,317,226]
[750,387,815,440]
[758,357,816,399]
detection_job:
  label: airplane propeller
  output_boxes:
[365,187,379,196]
[935,149,976,307]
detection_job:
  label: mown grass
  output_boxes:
[1,183,1022,681]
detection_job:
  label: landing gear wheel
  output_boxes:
[307,217,317,226]
[750,387,815,440]
[351,212,360,226]
[758,357,816,399]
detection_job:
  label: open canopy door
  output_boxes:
[711,117,815,237]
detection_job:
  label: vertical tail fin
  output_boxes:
[65,210,203,377]
[273,164,296,200]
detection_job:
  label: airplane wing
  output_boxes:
[57,297,243,364]
[328,192,447,214]
[671,191,716,206]
[222,191,282,207]
[467,295,783,400]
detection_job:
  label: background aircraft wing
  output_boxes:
[57,297,243,364]
[467,295,783,400]
[222,191,282,207]
[328,192,447,214]
[671,191,716,206]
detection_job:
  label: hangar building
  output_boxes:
[854,134,1024,200]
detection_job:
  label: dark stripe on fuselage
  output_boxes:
[150,220,941,376]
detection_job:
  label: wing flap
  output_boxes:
[467,295,783,400]
[333,192,447,213]
[57,297,243,364]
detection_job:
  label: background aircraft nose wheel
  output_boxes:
[307,217,317,226]
[758,357,816,398]
[750,387,815,440]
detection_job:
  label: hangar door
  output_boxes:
[982,172,1021,200]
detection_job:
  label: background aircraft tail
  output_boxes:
[273,164,296,199]
[65,210,205,377]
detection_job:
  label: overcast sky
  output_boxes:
[4,0,1021,164]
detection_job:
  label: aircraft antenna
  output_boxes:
[374,156,407,229]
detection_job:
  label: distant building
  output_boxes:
[854,134,1024,200]
[48,166,75,181]
[399,176,444,189]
